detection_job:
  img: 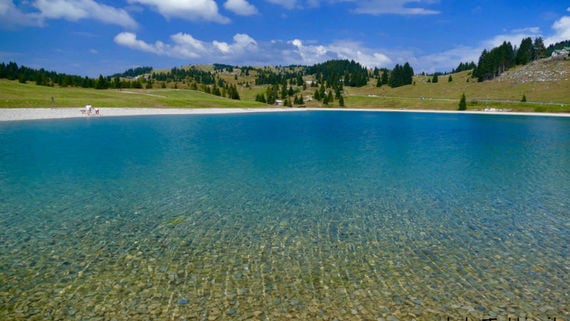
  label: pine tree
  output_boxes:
[533,37,546,60]
[517,37,534,65]
[376,77,382,87]
[458,93,467,111]
[314,89,321,101]
[381,70,389,86]
[95,75,109,89]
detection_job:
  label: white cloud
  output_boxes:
[350,0,440,15]
[114,31,396,68]
[114,32,258,61]
[482,27,541,49]
[545,15,570,45]
[114,32,163,54]
[288,39,329,64]
[285,39,393,68]
[128,0,230,23]
[224,0,258,16]
[33,0,137,29]
[0,0,42,28]
[324,40,393,67]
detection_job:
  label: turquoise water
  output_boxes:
[0,111,568,320]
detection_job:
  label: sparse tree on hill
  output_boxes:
[381,70,389,87]
[323,93,329,105]
[458,93,467,111]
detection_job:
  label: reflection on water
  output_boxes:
[0,111,568,320]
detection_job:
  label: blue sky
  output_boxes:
[1,0,570,77]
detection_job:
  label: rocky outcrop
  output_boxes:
[497,58,569,83]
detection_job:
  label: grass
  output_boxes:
[0,80,265,108]
[2,59,569,112]
[342,68,570,112]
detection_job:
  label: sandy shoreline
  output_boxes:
[0,107,568,122]
[0,107,302,122]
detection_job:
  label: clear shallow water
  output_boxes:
[0,111,568,320]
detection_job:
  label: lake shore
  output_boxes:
[0,107,299,122]
[0,107,569,122]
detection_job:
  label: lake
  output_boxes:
[0,111,568,320]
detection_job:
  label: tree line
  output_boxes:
[0,62,97,87]
[110,66,153,78]
[373,63,414,88]
[546,40,570,56]
[306,59,369,87]
[472,37,547,81]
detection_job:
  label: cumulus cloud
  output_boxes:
[114,32,164,54]
[545,15,570,45]
[128,0,230,23]
[328,40,392,67]
[0,0,137,29]
[482,27,541,49]
[0,0,42,28]
[288,39,329,65]
[350,0,440,15]
[114,31,395,68]
[114,32,258,61]
[224,0,258,16]
[285,39,393,67]
[34,0,137,28]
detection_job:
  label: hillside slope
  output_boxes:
[0,80,265,108]
[1,58,569,112]
[340,58,570,112]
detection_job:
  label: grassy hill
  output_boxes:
[1,58,569,112]
[0,79,265,108]
[340,58,570,112]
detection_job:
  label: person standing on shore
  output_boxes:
[51,96,55,109]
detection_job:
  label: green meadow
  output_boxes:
[1,59,569,113]
[0,80,265,109]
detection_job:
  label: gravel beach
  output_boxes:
[0,107,303,121]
